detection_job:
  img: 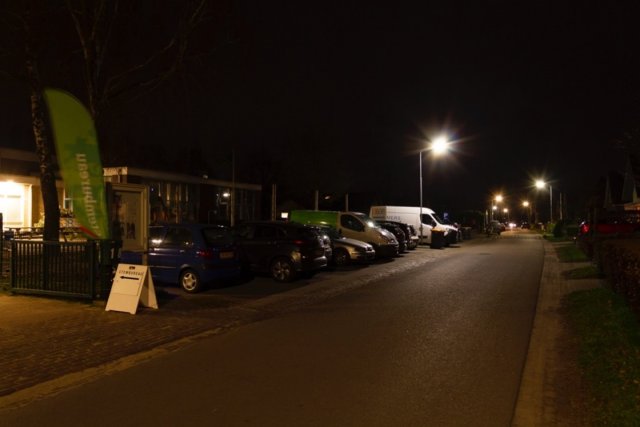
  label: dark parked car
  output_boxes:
[378,220,418,250]
[121,223,241,293]
[315,225,376,266]
[233,221,329,282]
[376,221,407,253]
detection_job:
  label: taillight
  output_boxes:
[196,249,215,259]
[292,239,307,247]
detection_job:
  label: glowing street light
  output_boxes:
[535,179,553,222]
[419,136,450,244]
[522,200,531,223]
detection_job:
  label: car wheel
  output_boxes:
[270,257,295,282]
[180,268,202,293]
[333,248,350,266]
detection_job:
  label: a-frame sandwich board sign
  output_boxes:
[106,263,158,314]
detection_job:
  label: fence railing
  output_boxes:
[10,240,121,300]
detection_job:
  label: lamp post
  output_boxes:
[419,136,449,244]
[535,179,553,223]
[490,194,502,222]
[522,200,531,224]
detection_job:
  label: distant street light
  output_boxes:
[489,194,503,222]
[535,179,553,222]
[522,200,531,223]
[419,136,450,244]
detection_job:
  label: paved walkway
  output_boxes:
[512,239,602,426]
[0,236,602,423]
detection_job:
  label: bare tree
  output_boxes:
[65,0,208,123]
[2,0,215,241]
[24,5,60,241]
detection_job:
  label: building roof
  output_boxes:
[103,166,261,191]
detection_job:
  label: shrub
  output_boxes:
[553,219,565,237]
[565,223,579,237]
[599,238,640,315]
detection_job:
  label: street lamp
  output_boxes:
[522,200,531,224]
[535,179,553,222]
[419,136,449,244]
[490,194,502,222]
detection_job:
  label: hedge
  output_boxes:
[595,238,640,314]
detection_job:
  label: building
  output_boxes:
[103,167,261,226]
[0,148,66,230]
[0,148,261,232]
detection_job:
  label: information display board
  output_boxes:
[106,263,158,314]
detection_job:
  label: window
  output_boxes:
[341,215,364,232]
[254,225,276,239]
[163,227,193,247]
[0,182,26,227]
[202,227,233,245]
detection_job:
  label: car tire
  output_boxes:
[333,248,350,266]
[270,257,295,282]
[180,268,203,293]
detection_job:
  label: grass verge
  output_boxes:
[565,288,640,425]
[564,265,602,280]
[556,244,590,263]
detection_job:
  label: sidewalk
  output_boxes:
[0,288,249,404]
[512,239,602,426]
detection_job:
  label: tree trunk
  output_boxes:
[25,31,60,242]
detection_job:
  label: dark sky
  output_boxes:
[3,1,640,218]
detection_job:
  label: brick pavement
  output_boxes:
[0,291,246,397]
[0,245,448,403]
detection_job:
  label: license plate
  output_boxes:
[220,251,235,260]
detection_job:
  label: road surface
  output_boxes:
[1,232,543,426]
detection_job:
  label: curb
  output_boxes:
[512,239,601,426]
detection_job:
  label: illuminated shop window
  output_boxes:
[0,181,25,228]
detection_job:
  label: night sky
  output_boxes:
[2,2,640,220]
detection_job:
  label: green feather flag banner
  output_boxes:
[44,88,110,239]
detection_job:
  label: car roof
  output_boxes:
[151,223,228,229]
[236,220,315,229]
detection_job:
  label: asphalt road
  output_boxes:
[1,232,543,426]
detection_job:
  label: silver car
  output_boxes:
[316,226,376,266]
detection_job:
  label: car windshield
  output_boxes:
[293,227,321,241]
[353,212,380,228]
[149,226,166,245]
[202,227,234,245]
[432,213,445,224]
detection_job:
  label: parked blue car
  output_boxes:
[121,223,241,293]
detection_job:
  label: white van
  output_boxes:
[369,206,459,245]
